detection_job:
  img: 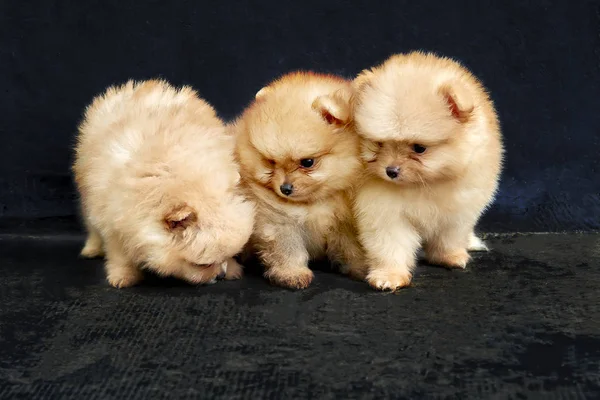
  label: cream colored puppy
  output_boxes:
[352,52,503,290]
[233,72,366,289]
[74,80,254,288]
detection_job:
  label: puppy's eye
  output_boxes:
[300,158,315,168]
[266,159,275,166]
[375,141,383,148]
[413,144,427,154]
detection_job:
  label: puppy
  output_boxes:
[232,72,366,289]
[73,80,254,288]
[352,52,503,290]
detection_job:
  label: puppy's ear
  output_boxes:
[312,88,353,126]
[164,204,197,232]
[438,81,474,123]
[352,69,375,93]
[255,86,272,100]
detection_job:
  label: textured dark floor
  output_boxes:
[0,231,599,399]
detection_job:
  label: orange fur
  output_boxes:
[352,52,503,291]
[73,80,255,288]
[232,72,367,289]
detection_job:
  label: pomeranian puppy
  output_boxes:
[232,72,366,289]
[352,51,503,290]
[73,80,255,288]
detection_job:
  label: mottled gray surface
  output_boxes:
[0,233,599,399]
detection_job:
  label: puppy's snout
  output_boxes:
[386,166,400,179]
[216,271,226,280]
[280,182,294,196]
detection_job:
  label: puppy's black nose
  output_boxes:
[280,183,294,196]
[217,271,226,280]
[386,166,400,179]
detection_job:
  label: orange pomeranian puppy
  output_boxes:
[232,72,366,289]
[73,80,255,288]
[352,52,503,290]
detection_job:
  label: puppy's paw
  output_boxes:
[366,268,412,291]
[224,258,244,280]
[107,267,143,288]
[80,241,104,258]
[265,266,314,289]
[468,233,489,252]
[428,248,470,269]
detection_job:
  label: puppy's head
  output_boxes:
[125,139,255,285]
[353,52,478,186]
[235,72,362,203]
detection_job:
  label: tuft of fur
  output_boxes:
[352,52,504,291]
[73,80,254,288]
[232,71,367,289]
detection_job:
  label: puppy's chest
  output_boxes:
[281,202,338,253]
[275,200,337,228]
[302,203,339,256]
[261,196,341,256]
[396,189,462,228]
[304,202,339,234]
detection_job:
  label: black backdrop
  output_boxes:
[1,0,598,232]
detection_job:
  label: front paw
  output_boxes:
[264,266,314,289]
[366,267,412,291]
[468,233,489,252]
[224,258,244,280]
[106,265,143,288]
[80,242,104,258]
[427,248,470,269]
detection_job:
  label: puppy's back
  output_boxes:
[78,81,228,174]
[73,80,235,226]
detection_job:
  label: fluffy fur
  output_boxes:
[352,52,504,290]
[73,80,255,288]
[232,72,366,289]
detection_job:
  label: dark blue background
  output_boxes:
[1,0,598,232]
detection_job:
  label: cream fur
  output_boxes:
[352,52,504,290]
[73,80,254,288]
